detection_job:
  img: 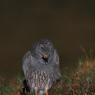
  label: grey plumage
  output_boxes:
[22,39,61,95]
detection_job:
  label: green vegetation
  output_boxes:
[0,53,95,95]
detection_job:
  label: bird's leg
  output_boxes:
[35,87,38,95]
[45,87,48,95]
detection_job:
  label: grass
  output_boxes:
[0,51,95,95]
[0,77,19,95]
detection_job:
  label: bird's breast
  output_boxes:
[26,70,52,90]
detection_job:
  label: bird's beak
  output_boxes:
[43,54,48,59]
[42,54,48,63]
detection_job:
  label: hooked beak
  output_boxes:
[42,54,48,63]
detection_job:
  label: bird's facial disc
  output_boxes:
[35,39,54,64]
[39,44,50,63]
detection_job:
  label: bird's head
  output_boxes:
[32,39,54,64]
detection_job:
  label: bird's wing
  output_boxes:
[52,49,61,80]
[22,51,34,78]
[53,49,59,65]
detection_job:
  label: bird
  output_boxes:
[22,39,61,95]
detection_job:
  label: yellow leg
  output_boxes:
[45,88,48,95]
[35,87,38,95]
[45,90,48,95]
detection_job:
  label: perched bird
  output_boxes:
[22,39,61,95]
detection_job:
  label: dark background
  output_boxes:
[0,0,95,77]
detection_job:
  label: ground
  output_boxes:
[0,55,95,95]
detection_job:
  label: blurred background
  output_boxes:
[0,0,95,77]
